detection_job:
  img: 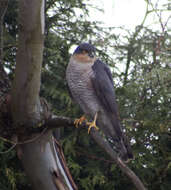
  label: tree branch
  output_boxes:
[90,128,146,190]
[39,116,147,190]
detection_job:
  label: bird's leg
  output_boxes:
[74,115,87,128]
[86,112,99,134]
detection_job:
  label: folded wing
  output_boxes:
[91,59,122,137]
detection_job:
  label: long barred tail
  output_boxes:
[112,134,133,162]
[122,134,134,159]
[109,114,133,161]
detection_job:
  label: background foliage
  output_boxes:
[0,0,171,189]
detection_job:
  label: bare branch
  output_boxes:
[90,128,146,190]
[41,116,147,190]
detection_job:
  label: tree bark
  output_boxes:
[18,131,74,190]
[10,1,76,190]
[11,0,44,127]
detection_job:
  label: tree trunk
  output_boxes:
[11,1,76,189]
[18,131,74,190]
[11,0,44,127]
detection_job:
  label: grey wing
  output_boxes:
[91,59,122,137]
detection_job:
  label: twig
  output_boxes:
[0,128,47,146]
[0,142,16,154]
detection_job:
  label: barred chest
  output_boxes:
[66,57,100,116]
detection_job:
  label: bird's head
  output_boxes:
[73,43,96,58]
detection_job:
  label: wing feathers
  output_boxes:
[91,59,122,136]
[91,59,118,114]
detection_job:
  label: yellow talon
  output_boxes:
[74,115,87,128]
[86,113,99,134]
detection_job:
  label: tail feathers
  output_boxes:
[123,134,133,160]
[118,137,133,162]
[109,114,133,161]
[97,113,133,162]
[107,134,133,162]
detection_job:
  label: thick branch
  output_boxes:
[41,116,147,190]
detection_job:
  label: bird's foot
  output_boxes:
[86,112,99,134]
[74,115,87,128]
[86,120,99,134]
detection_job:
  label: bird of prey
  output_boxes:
[66,43,133,161]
